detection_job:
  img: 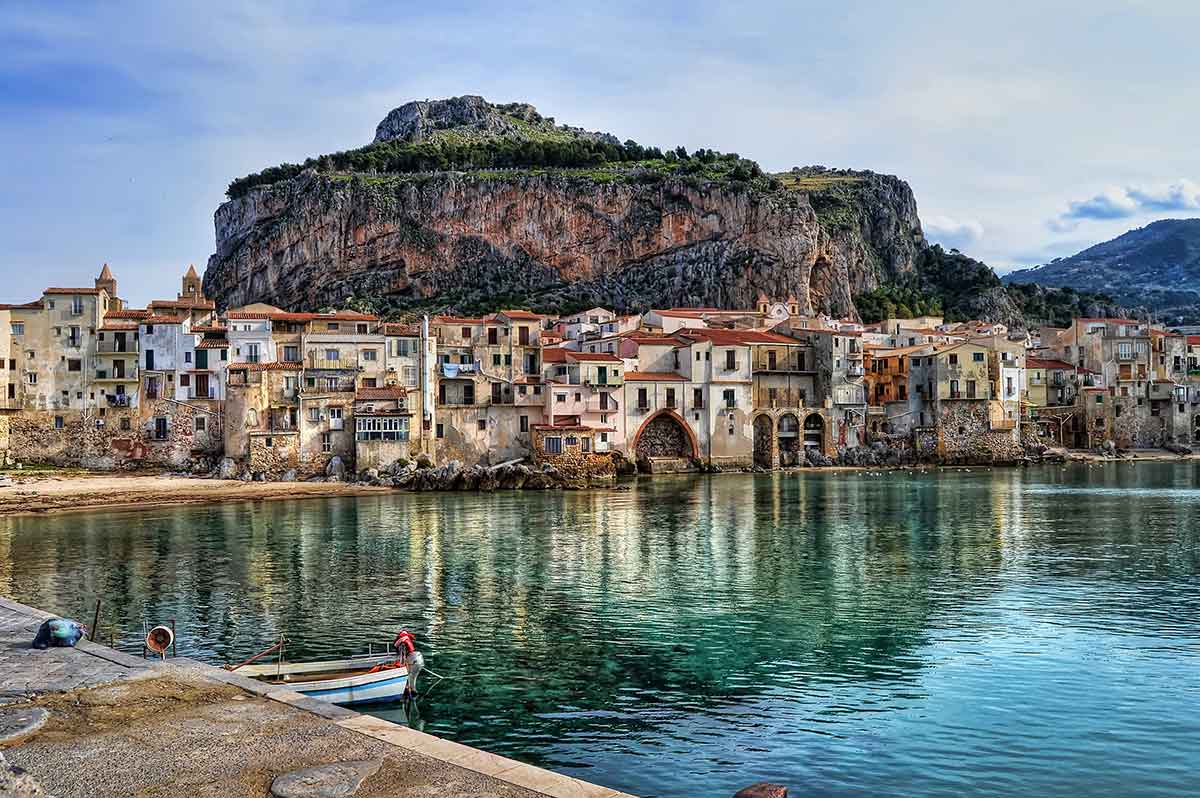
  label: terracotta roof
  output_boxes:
[98,263,114,280]
[654,309,708,318]
[185,264,199,279]
[0,301,42,310]
[624,371,687,382]
[143,315,184,324]
[356,386,407,401]
[104,309,150,319]
[44,287,101,295]
[383,323,420,336]
[1027,358,1074,370]
[191,325,226,333]
[677,328,802,346]
[195,339,229,349]
[542,348,569,363]
[432,315,488,325]
[149,298,216,309]
[626,334,677,345]
[1188,336,1200,345]
[497,309,544,320]
[99,321,140,331]
[224,310,377,322]
[566,351,622,362]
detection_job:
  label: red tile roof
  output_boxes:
[356,386,407,401]
[676,328,800,346]
[142,315,184,324]
[624,371,687,381]
[104,309,150,319]
[383,323,420,336]
[195,339,229,349]
[498,309,544,320]
[542,348,569,363]
[432,315,488,325]
[0,301,43,310]
[99,321,140,331]
[44,287,101,295]
[566,351,622,362]
[149,299,216,310]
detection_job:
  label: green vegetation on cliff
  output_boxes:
[856,244,1120,327]
[227,138,768,198]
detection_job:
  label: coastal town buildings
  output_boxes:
[3,264,1200,473]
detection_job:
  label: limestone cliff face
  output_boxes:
[205,169,923,317]
[203,99,925,317]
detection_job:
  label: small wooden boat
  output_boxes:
[237,652,414,706]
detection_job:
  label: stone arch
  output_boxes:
[803,413,825,450]
[753,414,774,468]
[633,410,698,461]
[778,413,802,467]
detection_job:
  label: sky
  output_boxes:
[3,0,1199,307]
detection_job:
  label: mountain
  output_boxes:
[203,95,1031,324]
[1004,219,1200,322]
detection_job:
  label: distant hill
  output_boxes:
[1004,219,1200,322]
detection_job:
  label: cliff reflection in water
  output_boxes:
[2,463,1198,798]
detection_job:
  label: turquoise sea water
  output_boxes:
[2,463,1198,797]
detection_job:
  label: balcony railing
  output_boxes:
[105,394,134,407]
[752,352,812,373]
[302,378,357,393]
[754,390,809,409]
[307,355,361,370]
[95,368,137,382]
[185,387,219,400]
[97,339,138,354]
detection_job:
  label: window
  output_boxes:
[666,388,676,408]
[145,324,154,334]
[355,416,410,441]
[120,417,131,431]
[949,354,958,365]
[725,350,736,370]
[180,374,190,387]
[54,416,64,429]
[695,351,700,362]
[362,377,377,388]
[973,352,984,362]
[966,380,976,399]
[950,379,960,398]
[403,366,417,386]
[436,423,444,439]
[362,349,377,362]
[693,388,704,408]
[556,392,566,403]
[493,354,502,366]
[68,359,81,372]
[309,407,321,422]
[544,436,563,454]
[325,349,339,361]
[461,327,471,339]
[600,392,610,410]
[477,419,487,431]
[328,322,340,331]
[723,389,736,409]
[488,328,499,345]
[581,437,591,452]
[184,351,192,364]
[265,436,273,448]
[638,387,649,409]
[27,373,36,385]
[520,415,529,433]
[11,322,23,336]
[284,345,299,362]
[321,433,332,453]
[574,392,581,402]
[357,323,368,334]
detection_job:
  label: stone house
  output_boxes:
[544,350,625,453]
[353,385,415,470]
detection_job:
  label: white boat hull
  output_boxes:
[238,653,413,706]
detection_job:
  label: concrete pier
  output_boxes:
[0,597,633,798]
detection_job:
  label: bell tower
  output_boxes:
[95,263,122,311]
[180,264,205,303]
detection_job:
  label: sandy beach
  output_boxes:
[0,471,388,517]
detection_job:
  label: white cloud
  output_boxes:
[1049,180,1200,231]
[924,215,984,250]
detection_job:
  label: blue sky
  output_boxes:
[3,1,1199,306]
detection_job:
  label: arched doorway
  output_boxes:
[778,413,801,466]
[753,415,774,468]
[634,411,696,461]
[803,413,824,450]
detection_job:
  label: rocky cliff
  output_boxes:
[203,96,927,318]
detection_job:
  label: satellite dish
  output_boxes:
[146,625,174,656]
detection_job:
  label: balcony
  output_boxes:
[846,364,864,377]
[97,338,138,354]
[302,378,357,394]
[184,387,219,400]
[307,355,362,370]
[753,352,812,373]
[754,390,809,409]
[105,393,134,408]
[95,367,138,382]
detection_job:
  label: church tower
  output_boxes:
[179,264,205,303]
[94,263,123,311]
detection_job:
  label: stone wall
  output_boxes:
[356,438,411,471]
[531,429,616,486]
[248,432,304,479]
[635,414,693,459]
[934,401,1022,463]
